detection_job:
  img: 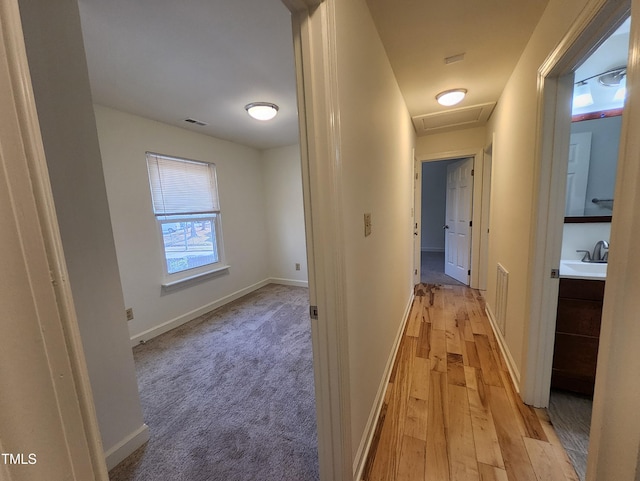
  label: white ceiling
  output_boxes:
[78,0,555,149]
[365,0,550,133]
[78,0,299,150]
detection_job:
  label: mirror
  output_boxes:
[566,17,629,221]
[565,115,620,219]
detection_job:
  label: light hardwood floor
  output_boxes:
[362,284,579,481]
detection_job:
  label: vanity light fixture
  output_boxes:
[436,88,467,107]
[574,66,626,107]
[245,102,279,121]
[573,81,594,108]
[613,75,627,102]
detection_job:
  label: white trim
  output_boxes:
[268,277,309,288]
[131,279,270,345]
[104,424,150,470]
[0,1,108,478]
[415,148,485,289]
[161,265,230,290]
[484,304,521,390]
[353,291,414,481]
[288,2,353,480]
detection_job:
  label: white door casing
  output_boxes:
[413,154,421,285]
[0,0,108,478]
[445,158,474,284]
[565,132,592,216]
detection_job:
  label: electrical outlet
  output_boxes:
[364,213,372,237]
[126,308,134,321]
[295,263,301,271]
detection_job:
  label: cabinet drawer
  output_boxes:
[559,278,605,300]
[556,298,602,337]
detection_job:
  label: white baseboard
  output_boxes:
[130,279,270,346]
[268,277,309,288]
[105,423,150,470]
[484,303,521,390]
[353,290,415,480]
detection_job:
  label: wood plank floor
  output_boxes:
[362,284,579,481]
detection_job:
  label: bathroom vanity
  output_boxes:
[552,266,606,396]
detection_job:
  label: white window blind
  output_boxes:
[146,153,219,216]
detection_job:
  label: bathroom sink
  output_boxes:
[560,260,607,280]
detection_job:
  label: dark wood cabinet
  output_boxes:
[551,277,605,396]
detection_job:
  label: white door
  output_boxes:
[565,132,592,216]
[445,158,474,284]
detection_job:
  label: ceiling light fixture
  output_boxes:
[436,88,467,107]
[245,102,279,121]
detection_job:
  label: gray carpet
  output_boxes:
[548,390,592,481]
[109,284,319,481]
[420,251,465,286]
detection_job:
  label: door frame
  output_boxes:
[0,0,108,478]
[285,1,352,480]
[523,0,630,408]
[415,148,486,289]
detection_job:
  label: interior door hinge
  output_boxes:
[469,220,472,227]
[415,173,419,180]
[468,269,471,276]
[310,305,318,319]
[471,169,474,176]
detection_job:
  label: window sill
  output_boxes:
[161,265,230,292]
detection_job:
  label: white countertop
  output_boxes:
[560,259,607,280]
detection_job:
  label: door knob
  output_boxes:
[443,225,449,229]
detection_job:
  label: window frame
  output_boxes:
[146,152,227,286]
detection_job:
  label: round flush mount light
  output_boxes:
[244,102,279,121]
[436,88,467,107]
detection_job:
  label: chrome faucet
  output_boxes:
[577,240,609,263]
[593,240,609,262]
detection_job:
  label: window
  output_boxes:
[146,152,224,278]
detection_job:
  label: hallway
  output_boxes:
[363,284,578,481]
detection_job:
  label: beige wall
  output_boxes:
[333,0,416,467]
[262,144,308,284]
[484,0,591,380]
[415,126,486,159]
[17,0,146,468]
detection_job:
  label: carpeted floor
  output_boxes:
[547,390,592,481]
[420,251,466,286]
[109,284,319,481]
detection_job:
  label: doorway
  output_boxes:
[420,158,471,286]
[525,3,633,479]
[546,17,629,481]
[414,149,488,290]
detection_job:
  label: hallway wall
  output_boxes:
[484,0,591,383]
[332,0,416,469]
[415,126,486,158]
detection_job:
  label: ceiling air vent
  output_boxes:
[184,118,208,127]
